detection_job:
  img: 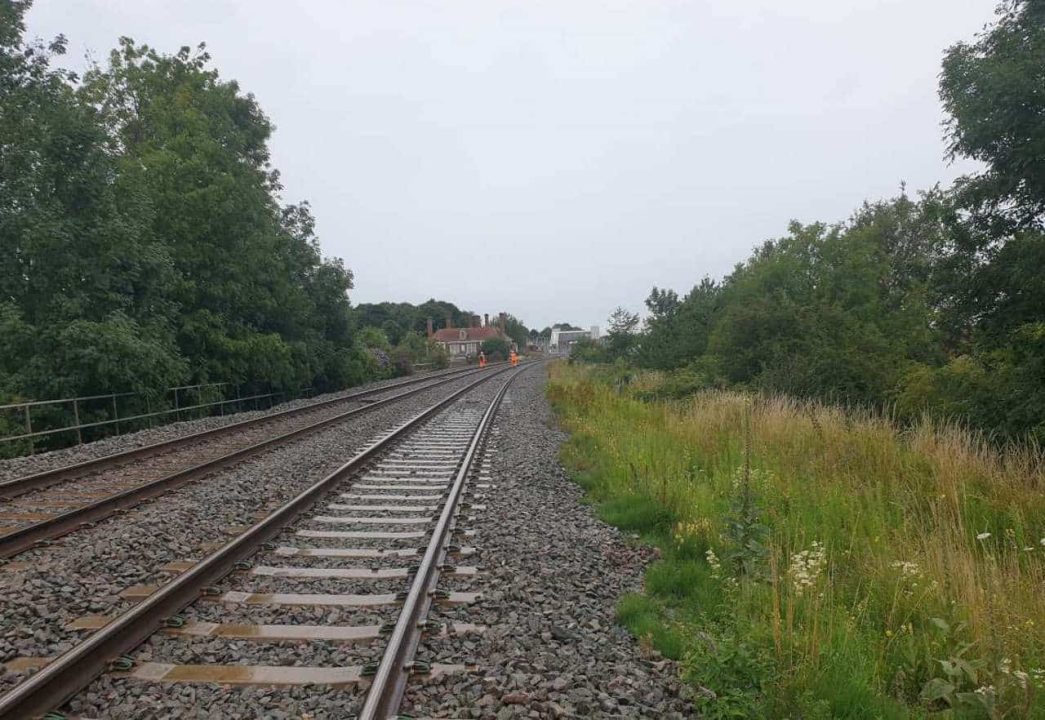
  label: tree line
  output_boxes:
[579,0,1045,442]
[353,300,531,350]
[1,3,366,404]
[1,2,537,421]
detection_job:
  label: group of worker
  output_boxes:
[477,349,519,368]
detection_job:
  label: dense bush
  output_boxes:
[481,338,509,362]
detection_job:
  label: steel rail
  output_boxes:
[357,362,530,720]
[0,363,495,501]
[0,366,500,559]
[0,364,518,720]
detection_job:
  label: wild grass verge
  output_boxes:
[547,362,1045,719]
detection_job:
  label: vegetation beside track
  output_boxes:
[548,362,1045,719]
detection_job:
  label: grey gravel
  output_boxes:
[404,365,693,718]
[0,371,492,699]
[49,375,506,719]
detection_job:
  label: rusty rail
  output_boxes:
[0,364,520,720]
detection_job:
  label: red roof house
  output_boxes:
[429,313,512,359]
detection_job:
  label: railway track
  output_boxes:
[0,364,500,559]
[0,362,529,719]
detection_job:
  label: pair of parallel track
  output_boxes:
[0,363,499,559]
[0,362,530,719]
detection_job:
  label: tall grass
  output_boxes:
[548,362,1045,719]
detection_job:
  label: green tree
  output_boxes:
[358,327,391,351]
[353,299,475,344]
[940,0,1045,230]
[639,280,720,370]
[392,330,453,375]
[627,193,943,407]
[481,337,510,362]
[606,307,639,359]
[80,39,360,393]
[708,197,941,404]
[0,5,185,400]
[502,314,530,349]
[920,0,1045,440]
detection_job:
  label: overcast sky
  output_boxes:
[27,1,991,330]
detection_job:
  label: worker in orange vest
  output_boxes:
[510,349,518,366]
[478,351,487,368]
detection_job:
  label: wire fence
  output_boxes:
[0,382,318,458]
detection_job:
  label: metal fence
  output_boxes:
[0,382,316,457]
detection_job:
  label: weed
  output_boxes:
[683,629,772,718]
[616,593,686,659]
[722,409,770,578]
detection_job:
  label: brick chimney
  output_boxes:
[473,315,481,328]
[445,313,452,330]
[426,318,434,337]
[499,312,507,333]
[484,313,489,327]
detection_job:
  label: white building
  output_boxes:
[549,326,599,353]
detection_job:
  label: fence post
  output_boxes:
[72,399,82,445]
[111,394,119,435]
[24,405,34,455]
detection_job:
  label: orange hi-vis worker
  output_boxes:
[478,351,487,368]
[510,350,518,366]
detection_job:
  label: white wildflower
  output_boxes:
[789,541,826,596]
[705,548,722,579]
[890,560,922,596]
[976,532,991,541]
[890,560,921,579]
[974,684,994,697]
[1013,670,1029,688]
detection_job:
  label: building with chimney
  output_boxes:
[428,312,513,361]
